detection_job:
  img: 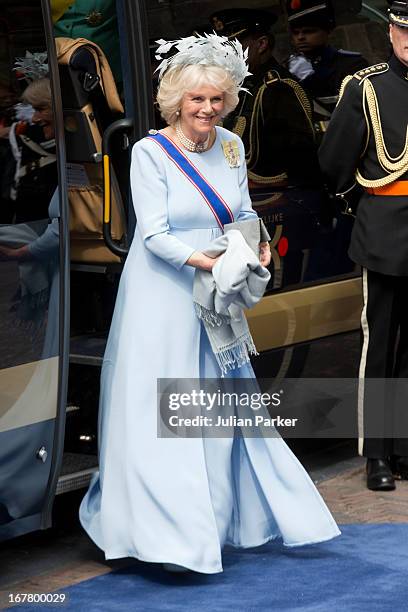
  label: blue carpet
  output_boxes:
[12,525,408,612]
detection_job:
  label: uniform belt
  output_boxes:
[366,181,408,196]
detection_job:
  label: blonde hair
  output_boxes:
[156,64,239,126]
[21,77,52,108]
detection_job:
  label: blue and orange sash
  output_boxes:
[146,132,234,230]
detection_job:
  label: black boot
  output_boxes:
[366,458,395,491]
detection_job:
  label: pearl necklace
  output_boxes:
[175,119,211,153]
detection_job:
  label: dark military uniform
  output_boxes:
[288,45,368,135]
[223,59,318,187]
[210,7,319,187]
[319,54,408,459]
[289,45,368,279]
[285,0,368,137]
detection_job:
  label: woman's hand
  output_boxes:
[259,241,271,268]
[187,243,271,271]
[186,251,222,271]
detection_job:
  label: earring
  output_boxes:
[176,110,180,116]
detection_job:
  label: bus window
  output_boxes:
[0,0,67,540]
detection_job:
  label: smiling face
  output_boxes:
[179,85,225,142]
[21,78,54,140]
[390,23,408,67]
[31,103,54,140]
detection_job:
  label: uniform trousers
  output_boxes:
[359,268,408,458]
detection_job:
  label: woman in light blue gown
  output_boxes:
[79,34,340,574]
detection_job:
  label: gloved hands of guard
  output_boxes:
[288,54,315,81]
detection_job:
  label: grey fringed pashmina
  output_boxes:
[193,223,270,374]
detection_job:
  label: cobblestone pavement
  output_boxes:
[318,464,408,524]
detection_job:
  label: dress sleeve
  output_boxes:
[130,139,196,270]
[28,189,60,259]
[235,136,258,222]
[28,219,59,259]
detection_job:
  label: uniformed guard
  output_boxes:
[286,0,368,139]
[212,8,319,188]
[319,1,408,491]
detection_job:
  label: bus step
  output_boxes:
[56,468,97,495]
[56,452,98,495]
[66,404,80,412]
[70,333,107,366]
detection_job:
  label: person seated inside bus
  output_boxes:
[51,0,122,89]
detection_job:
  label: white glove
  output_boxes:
[288,54,315,81]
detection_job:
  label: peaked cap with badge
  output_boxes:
[209,8,277,40]
[388,0,408,27]
[319,1,408,464]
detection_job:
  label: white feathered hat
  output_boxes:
[154,33,251,90]
[14,51,48,81]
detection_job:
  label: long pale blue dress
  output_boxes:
[79,126,340,573]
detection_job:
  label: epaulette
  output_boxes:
[264,70,281,85]
[353,63,389,84]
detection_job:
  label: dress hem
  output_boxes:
[226,526,341,550]
[282,527,341,548]
[103,550,224,575]
[98,527,341,575]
